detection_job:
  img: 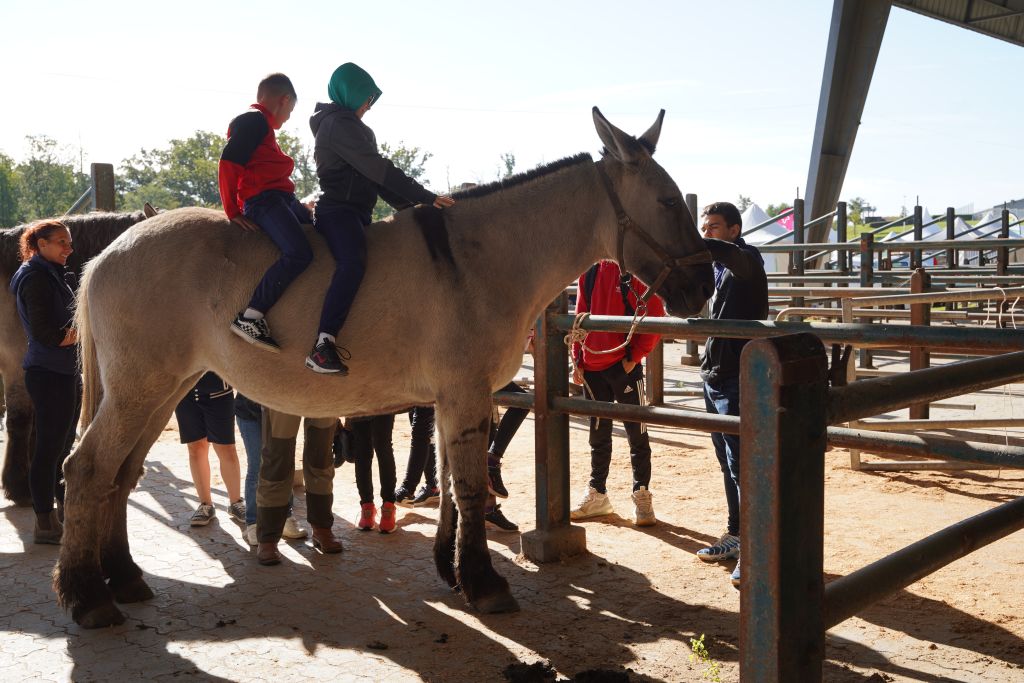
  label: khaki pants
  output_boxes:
[256,408,336,542]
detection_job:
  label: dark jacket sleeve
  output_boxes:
[703,238,762,280]
[20,273,67,347]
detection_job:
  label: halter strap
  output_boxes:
[594,161,712,303]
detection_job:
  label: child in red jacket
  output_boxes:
[570,260,665,527]
[219,73,310,353]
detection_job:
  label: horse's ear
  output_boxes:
[638,109,665,155]
[143,202,157,218]
[593,106,643,164]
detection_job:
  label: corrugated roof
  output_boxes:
[894,0,1024,47]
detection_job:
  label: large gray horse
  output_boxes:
[0,209,153,505]
[55,109,714,628]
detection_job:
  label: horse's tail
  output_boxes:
[76,263,101,430]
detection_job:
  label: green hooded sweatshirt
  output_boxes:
[327,63,382,111]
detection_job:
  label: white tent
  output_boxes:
[960,210,1020,265]
[740,204,789,274]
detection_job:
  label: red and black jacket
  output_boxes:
[218,104,295,219]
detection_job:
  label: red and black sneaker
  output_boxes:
[305,341,349,375]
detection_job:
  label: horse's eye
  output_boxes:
[659,197,679,208]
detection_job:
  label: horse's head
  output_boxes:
[592,107,714,317]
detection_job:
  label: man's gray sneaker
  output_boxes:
[697,532,740,562]
[227,499,246,522]
[231,313,281,352]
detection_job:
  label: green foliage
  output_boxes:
[14,136,90,221]
[689,633,723,682]
[766,202,792,217]
[0,152,20,227]
[371,141,434,222]
[736,194,752,211]
[847,196,876,225]
[500,152,516,179]
[277,130,318,199]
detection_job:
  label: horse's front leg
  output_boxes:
[436,391,519,613]
[1,378,35,506]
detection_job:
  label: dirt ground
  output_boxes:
[1,349,1022,682]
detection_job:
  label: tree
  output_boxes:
[847,196,876,225]
[766,202,792,217]
[736,194,752,211]
[500,152,516,179]
[371,142,434,222]
[0,152,20,227]
[15,136,89,220]
[277,131,318,200]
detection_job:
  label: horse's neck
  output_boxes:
[463,163,612,317]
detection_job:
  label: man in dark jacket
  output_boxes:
[697,202,768,587]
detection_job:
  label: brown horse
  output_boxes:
[55,109,714,628]
[0,209,154,505]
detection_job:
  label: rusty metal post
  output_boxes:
[836,201,848,284]
[740,333,828,682]
[645,340,664,406]
[858,233,875,369]
[911,205,923,270]
[792,199,805,315]
[945,207,956,270]
[683,192,702,366]
[90,163,115,212]
[997,208,1010,277]
[521,293,587,562]
[909,269,931,419]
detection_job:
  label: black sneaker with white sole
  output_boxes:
[484,505,519,532]
[230,313,281,352]
[487,465,509,499]
[305,341,349,375]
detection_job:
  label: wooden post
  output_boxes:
[945,207,956,270]
[521,293,587,562]
[645,340,664,406]
[858,233,875,369]
[740,333,828,682]
[90,163,115,212]
[792,198,805,318]
[911,205,923,270]
[997,209,1010,277]
[909,268,931,419]
[836,201,848,283]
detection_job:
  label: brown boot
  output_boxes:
[256,541,281,566]
[311,527,343,554]
[34,510,63,545]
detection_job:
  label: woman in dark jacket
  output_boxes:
[9,220,82,544]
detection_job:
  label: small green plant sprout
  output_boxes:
[689,633,723,682]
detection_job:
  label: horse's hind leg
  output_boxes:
[55,390,173,628]
[104,385,192,604]
[435,391,519,613]
[433,442,457,588]
[1,378,34,505]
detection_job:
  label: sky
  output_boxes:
[1,0,1022,216]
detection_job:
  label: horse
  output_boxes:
[55,108,714,628]
[0,207,155,506]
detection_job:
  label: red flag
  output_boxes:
[777,213,794,232]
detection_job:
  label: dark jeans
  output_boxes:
[583,362,652,493]
[24,368,82,514]
[399,406,437,491]
[353,413,397,504]
[704,376,741,536]
[313,201,368,337]
[243,190,313,314]
[489,382,528,462]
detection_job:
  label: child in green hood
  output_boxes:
[305,62,454,375]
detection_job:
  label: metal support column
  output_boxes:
[945,207,956,270]
[740,333,829,682]
[90,163,115,212]
[909,268,931,419]
[911,205,923,270]
[521,293,587,562]
[682,192,703,366]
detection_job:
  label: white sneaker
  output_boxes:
[282,516,308,539]
[570,486,614,520]
[631,486,656,527]
[244,524,258,547]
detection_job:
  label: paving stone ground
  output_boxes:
[1,348,1022,682]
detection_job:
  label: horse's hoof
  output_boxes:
[471,591,520,614]
[111,576,154,604]
[75,602,126,629]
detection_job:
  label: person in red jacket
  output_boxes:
[219,73,310,353]
[570,260,665,526]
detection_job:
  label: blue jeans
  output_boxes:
[243,190,313,314]
[703,376,741,536]
[313,201,368,336]
[237,412,292,525]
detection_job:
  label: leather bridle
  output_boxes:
[594,160,712,306]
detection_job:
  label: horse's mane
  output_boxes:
[451,153,593,201]
[0,210,149,280]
